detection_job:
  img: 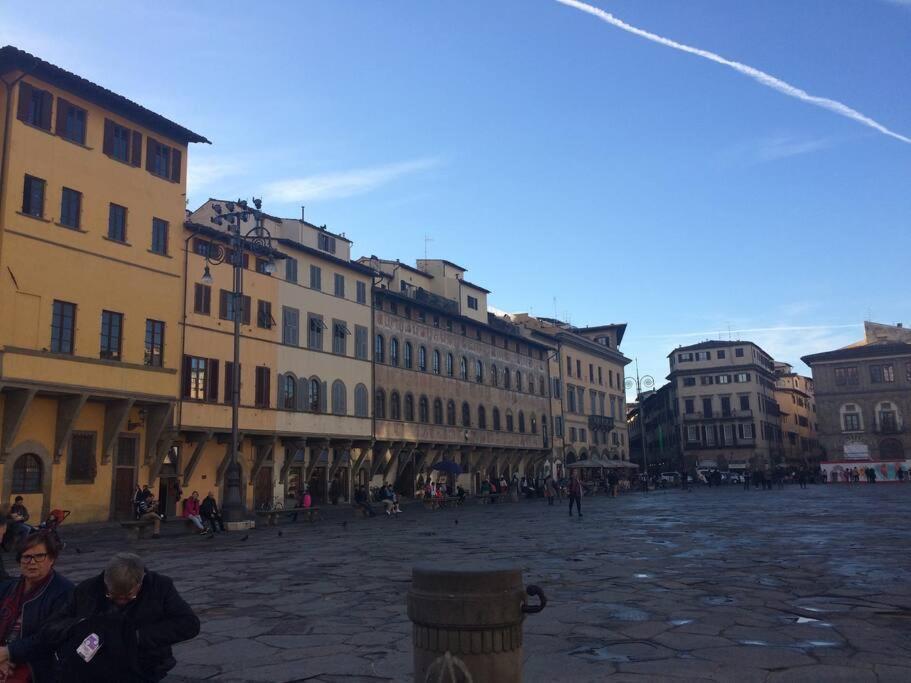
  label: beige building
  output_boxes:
[802,322,910,480]
[668,340,782,472]
[512,316,630,478]
[773,362,818,466]
[360,257,551,494]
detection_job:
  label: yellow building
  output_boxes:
[0,46,208,522]
[774,362,818,466]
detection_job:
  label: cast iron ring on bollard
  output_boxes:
[407,563,548,683]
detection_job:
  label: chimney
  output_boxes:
[301,206,305,221]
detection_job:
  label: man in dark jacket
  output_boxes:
[199,491,223,533]
[44,552,199,682]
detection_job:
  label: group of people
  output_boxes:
[131,486,226,539]
[0,525,199,682]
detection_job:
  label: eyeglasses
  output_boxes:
[20,553,49,564]
[105,587,140,604]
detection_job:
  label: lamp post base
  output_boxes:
[221,459,250,526]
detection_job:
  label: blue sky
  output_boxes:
[3,0,909,396]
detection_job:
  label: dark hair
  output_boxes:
[16,531,60,563]
[14,496,23,503]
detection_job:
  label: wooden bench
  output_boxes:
[255,507,322,525]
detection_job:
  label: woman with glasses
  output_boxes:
[0,531,74,682]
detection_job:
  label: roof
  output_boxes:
[577,323,628,346]
[668,339,771,357]
[274,239,375,276]
[1,45,209,145]
[203,200,352,244]
[359,257,433,279]
[459,278,491,294]
[802,342,911,366]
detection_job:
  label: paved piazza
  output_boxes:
[52,485,911,682]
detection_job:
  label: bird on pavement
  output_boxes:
[241,535,249,542]
[278,530,283,537]
[454,519,459,525]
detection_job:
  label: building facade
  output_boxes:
[361,258,551,494]
[669,340,782,472]
[0,47,208,522]
[627,383,680,476]
[802,322,910,480]
[773,362,819,466]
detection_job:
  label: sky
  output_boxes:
[3,0,909,398]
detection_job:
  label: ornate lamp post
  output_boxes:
[625,360,654,493]
[200,198,276,524]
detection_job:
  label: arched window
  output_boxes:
[840,403,863,432]
[375,334,385,363]
[506,410,514,432]
[432,350,441,374]
[389,337,399,366]
[354,384,368,417]
[309,378,321,412]
[460,357,468,380]
[375,389,386,419]
[404,341,413,369]
[518,411,526,433]
[390,391,401,420]
[447,400,456,426]
[419,395,429,423]
[492,408,501,430]
[404,393,415,421]
[491,365,498,387]
[478,405,487,429]
[539,376,545,396]
[332,380,347,415]
[446,353,454,376]
[875,400,902,432]
[504,368,511,389]
[281,373,297,410]
[11,453,41,493]
[433,398,444,424]
[516,371,523,392]
[461,401,471,427]
[475,359,483,383]
[530,414,538,434]
[419,346,427,371]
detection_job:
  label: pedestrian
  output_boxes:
[543,477,555,506]
[353,486,376,517]
[137,495,162,539]
[551,475,562,502]
[199,491,224,533]
[568,472,583,518]
[743,470,751,491]
[181,491,206,534]
[480,478,491,503]
[2,496,32,551]
[0,532,74,682]
[797,469,808,489]
[608,470,619,498]
[869,468,877,484]
[45,552,199,682]
[329,477,340,505]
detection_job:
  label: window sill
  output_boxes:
[102,236,132,246]
[147,249,172,258]
[17,211,51,223]
[58,135,92,150]
[19,120,53,135]
[55,222,88,233]
[104,153,138,168]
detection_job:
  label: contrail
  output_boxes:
[638,324,861,339]
[554,0,911,145]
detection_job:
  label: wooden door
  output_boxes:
[254,467,273,510]
[113,436,137,519]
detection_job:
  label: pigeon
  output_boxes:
[241,535,249,542]
[278,530,283,537]
[74,547,82,554]
[454,519,459,525]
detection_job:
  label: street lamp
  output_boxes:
[200,198,277,525]
[625,361,654,493]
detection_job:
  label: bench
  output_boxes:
[422,496,463,510]
[255,507,322,525]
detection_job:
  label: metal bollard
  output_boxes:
[407,563,547,683]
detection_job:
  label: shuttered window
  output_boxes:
[254,366,271,408]
[146,137,182,182]
[182,355,219,402]
[22,175,46,218]
[103,119,141,166]
[108,204,127,242]
[67,432,97,484]
[56,98,87,145]
[151,218,169,255]
[194,284,211,315]
[17,82,52,130]
[60,187,82,229]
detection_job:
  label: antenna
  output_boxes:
[424,233,433,259]
[553,296,558,320]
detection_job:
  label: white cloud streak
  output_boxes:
[639,324,861,339]
[554,0,911,145]
[265,158,440,203]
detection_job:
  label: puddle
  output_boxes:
[797,640,839,648]
[633,573,652,579]
[781,616,833,627]
[668,619,694,626]
[739,640,769,646]
[569,646,631,663]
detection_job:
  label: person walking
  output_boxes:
[354,486,376,517]
[608,470,619,498]
[0,532,74,682]
[568,472,583,518]
[743,470,751,491]
[181,492,206,534]
[543,477,554,506]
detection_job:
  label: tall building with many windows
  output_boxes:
[802,322,910,480]
[773,362,819,467]
[0,46,208,521]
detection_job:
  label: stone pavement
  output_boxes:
[46,484,911,682]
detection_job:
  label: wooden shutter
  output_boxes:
[219,290,228,319]
[242,253,250,269]
[55,98,70,135]
[320,381,328,413]
[131,131,142,167]
[145,137,154,171]
[16,82,32,121]
[170,148,182,182]
[103,119,114,156]
[181,355,192,398]
[39,90,53,129]
[193,284,203,313]
[207,359,220,402]
[263,369,271,408]
[242,295,251,325]
[224,362,234,403]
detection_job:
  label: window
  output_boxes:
[870,364,895,384]
[446,353,454,376]
[309,379,322,412]
[447,400,456,426]
[735,372,749,383]
[282,307,299,346]
[356,281,367,304]
[404,393,414,421]
[390,337,400,366]
[255,258,271,275]
[331,380,347,415]
[419,346,427,372]
[695,351,711,361]
[701,376,714,385]
[432,349,441,374]
[254,366,271,408]
[735,348,744,358]
[478,405,487,429]
[390,392,401,420]
[843,409,861,432]
[493,408,501,430]
[307,315,324,350]
[285,257,298,283]
[552,377,561,398]
[516,371,523,392]
[68,432,97,484]
[354,384,368,417]
[717,375,730,384]
[570,427,577,442]
[704,426,716,446]
[717,350,726,359]
[404,341,413,368]
[467,295,478,310]
[531,414,538,434]
[334,273,345,298]
[461,402,471,427]
[506,411,514,432]
[567,386,577,412]
[433,399,444,425]
[598,367,603,385]
[504,368,511,389]
[257,300,273,329]
[684,399,694,414]
[518,411,526,433]
[566,356,572,376]
[280,374,297,410]
[17,82,52,130]
[22,175,45,218]
[475,359,484,383]
[108,204,127,242]
[589,364,594,382]
[375,335,385,363]
[59,187,82,229]
[419,396,429,423]
[554,416,563,437]
[318,233,336,253]
[721,396,731,416]
[100,310,123,360]
[702,398,713,417]
[491,365,499,387]
[333,321,348,355]
[355,325,368,359]
[683,377,696,387]
[686,425,700,442]
[576,360,581,377]
[54,98,86,145]
[310,265,321,290]
[151,218,168,255]
[51,300,76,354]
[739,395,750,411]
[433,315,440,328]
[739,423,755,439]
[104,119,140,165]
[145,137,181,182]
[144,320,165,367]
[11,454,42,494]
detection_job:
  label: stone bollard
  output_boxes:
[407,563,546,683]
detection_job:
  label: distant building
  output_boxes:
[802,322,910,480]
[627,383,680,475]
[773,362,819,467]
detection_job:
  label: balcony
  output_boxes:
[588,415,615,432]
